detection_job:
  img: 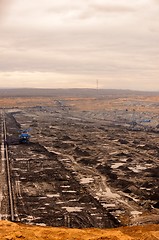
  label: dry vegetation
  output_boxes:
[0,221,159,240]
[0,97,54,108]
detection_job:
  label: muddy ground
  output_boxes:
[1,94,159,228]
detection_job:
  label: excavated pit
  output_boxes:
[1,95,159,228]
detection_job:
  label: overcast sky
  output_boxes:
[0,0,159,90]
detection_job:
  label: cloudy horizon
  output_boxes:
[0,0,159,91]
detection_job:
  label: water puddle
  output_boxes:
[20,177,26,180]
[111,162,125,169]
[24,215,41,222]
[36,223,47,226]
[61,185,70,188]
[80,177,94,184]
[56,201,64,204]
[96,187,120,199]
[62,190,76,193]
[102,203,116,208]
[38,196,47,200]
[15,158,28,161]
[120,158,128,162]
[47,194,60,198]
[145,164,153,167]
[62,207,84,213]
[109,151,119,155]
[12,168,20,171]
[129,165,146,173]
[131,211,142,215]
[37,207,46,210]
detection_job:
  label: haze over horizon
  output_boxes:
[0,0,159,91]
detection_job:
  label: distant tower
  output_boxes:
[96,79,99,95]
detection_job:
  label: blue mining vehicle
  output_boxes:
[19,129,30,143]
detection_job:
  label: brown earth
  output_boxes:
[0,89,159,239]
[0,221,159,240]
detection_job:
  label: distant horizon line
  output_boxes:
[0,87,159,93]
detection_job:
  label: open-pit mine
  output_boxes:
[0,89,159,228]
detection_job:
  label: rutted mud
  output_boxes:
[2,96,159,228]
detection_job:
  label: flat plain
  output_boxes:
[0,89,159,228]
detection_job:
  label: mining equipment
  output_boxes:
[19,129,30,143]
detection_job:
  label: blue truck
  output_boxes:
[19,129,30,143]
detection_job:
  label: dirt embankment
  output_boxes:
[0,221,159,240]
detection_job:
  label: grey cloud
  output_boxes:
[153,0,159,4]
[89,4,135,13]
[0,0,13,17]
[1,0,159,90]
[47,5,78,14]
[1,22,159,74]
[76,4,136,20]
[45,2,135,21]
